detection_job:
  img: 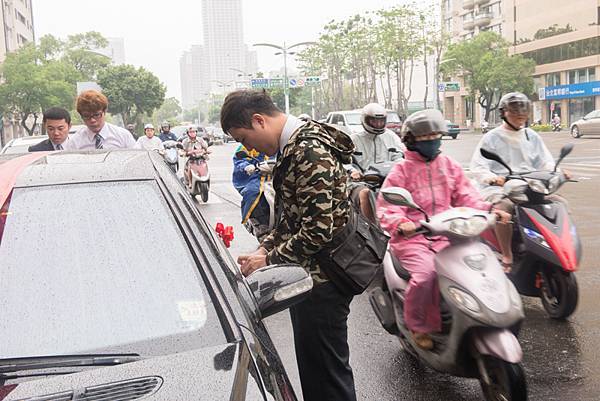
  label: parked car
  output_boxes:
[324,110,363,134]
[445,120,460,139]
[0,150,312,400]
[0,135,47,155]
[386,110,403,135]
[570,109,600,138]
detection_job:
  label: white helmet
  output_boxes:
[144,123,155,130]
[361,103,387,135]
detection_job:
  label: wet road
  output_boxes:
[194,131,600,401]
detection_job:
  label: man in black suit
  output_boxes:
[29,107,72,152]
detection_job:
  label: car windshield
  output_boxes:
[0,181,227,359]
[387,112,401,123]
[345,113,362,125]
[584,111,598,119]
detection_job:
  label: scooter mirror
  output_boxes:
[554,143,574,172]
[381,187,418,208]
[388,148,397,153]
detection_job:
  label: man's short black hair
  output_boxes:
[43,107,71,125]
[220,89,281,134]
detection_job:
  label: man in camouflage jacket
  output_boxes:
[221,90,357,401]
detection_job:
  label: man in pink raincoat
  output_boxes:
[377,109,511,350]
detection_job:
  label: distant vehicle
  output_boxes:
[324,110,363,134]
[570,109,600,138]
[386,110,403,135]
[0,135,47,155]
[445,120,460,139]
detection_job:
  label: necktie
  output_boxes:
[55,143,63,151]
[94,134,104,149]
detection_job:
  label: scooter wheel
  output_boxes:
[540,269,578,319]
[200,182,209,203]
[479,357,527,401]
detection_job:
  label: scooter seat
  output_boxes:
[391,254,411,281]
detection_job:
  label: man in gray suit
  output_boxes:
[29,108,72,152]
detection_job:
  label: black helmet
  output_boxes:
[499,92,531,116]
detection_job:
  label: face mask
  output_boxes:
[410,138,441,161]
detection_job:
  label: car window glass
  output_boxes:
[0,181,227,358]
[345,113,362,125]
[386,112,401,123]
[584,111,596,119]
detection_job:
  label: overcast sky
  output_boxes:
[33,0,409,101]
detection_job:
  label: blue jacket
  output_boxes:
[159,131,178,142]
[232,145,274,223]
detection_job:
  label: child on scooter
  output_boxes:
[376,109,511,350]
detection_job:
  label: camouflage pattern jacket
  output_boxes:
[262,121,355,283]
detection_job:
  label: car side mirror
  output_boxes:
[246,264,313,319]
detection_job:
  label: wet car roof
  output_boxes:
[0,150,156,188]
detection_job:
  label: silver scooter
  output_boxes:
[369,187,527,401]
[162,140,182,173]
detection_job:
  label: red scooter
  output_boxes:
[184,147,210,202]
[480,144,580,319]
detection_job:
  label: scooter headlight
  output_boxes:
[547,175,561,194]
[523,227,550,249]
[448,216,489,237]
[526,178,549,194]
[448,287,481,313]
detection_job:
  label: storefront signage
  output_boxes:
[540,81,600,100]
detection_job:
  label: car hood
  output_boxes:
[2,343,265,401]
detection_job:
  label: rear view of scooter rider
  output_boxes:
[469,92,569,271]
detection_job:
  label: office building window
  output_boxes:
[568,67,596,84]
[545,72,561,86]
[522,37,600,65]
[569,97,595,124]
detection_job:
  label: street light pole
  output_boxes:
[253,41,316,114]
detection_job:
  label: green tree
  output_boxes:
[0,44,75,135]
[97,64,166,125]
[207,105,221,124]
[443,32,535,121]
[153,97,182,125]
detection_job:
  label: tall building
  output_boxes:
[0,0,35,63]
[180,45,211,110]
[180,0,257,110]
[441,0,600,128]
[96,37,126,65]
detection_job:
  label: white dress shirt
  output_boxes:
[279,115,306,154]
[136,135,164,151]
[52,137,69,151]
[66,122,137,150]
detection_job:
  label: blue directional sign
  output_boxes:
[541,81,600,100]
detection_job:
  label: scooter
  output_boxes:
[369,187,527,401]
[551,121,562,132]
[162,140,182,173]
[184,148,211,202]
[479,144,580,319]
[235,150,276,242]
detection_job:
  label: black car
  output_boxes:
[0,150,311,400]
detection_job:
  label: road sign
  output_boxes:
[269,78,284,88]
[441,82,460,92]
[289,78,298,88]
[437,83,445,92]
[305,76,321,87]
[250,78,269,89]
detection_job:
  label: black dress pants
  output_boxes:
[289,281,357,401]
